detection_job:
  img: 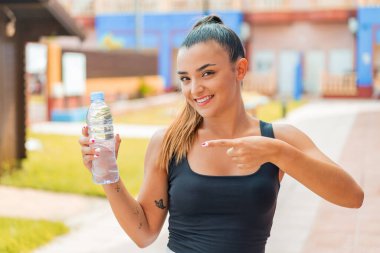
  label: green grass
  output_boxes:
[114,102,184,125]
[0,217,68,253]
[0,133,149,197]
[257,99,307,123]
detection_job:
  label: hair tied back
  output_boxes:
[194,15,223,28]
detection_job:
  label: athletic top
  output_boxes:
[167,121,280,253]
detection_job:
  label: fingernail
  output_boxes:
[90,138,95,143]
[201,142,208,147]
[94,154,99,158]
[95,148,100,153]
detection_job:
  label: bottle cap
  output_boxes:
[90,91,105,102]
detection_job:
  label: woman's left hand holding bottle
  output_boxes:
[79,125,121,173]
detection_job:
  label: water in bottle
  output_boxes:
[87,91,119,184]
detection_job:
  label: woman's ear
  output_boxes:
[236,58,248,81]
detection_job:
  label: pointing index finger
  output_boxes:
[202,139,237,148]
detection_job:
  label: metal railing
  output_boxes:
[243,71,358,97]
[243,71,277,97]
[321,72,357,96]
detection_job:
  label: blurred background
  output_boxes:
[0,0,380,253]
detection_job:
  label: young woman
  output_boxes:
[79,15,364,253]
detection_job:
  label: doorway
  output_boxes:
[25,42,48,124]
[278,50,301,98]
[304,50,325,96]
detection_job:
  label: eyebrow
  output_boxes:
[177,63,216,75]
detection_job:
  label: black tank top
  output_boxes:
[167,121,280,253]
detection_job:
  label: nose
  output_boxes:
[190,79,204,96]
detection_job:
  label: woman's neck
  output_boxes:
[201,102,253,138]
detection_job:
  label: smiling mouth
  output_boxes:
[194,95,214,104]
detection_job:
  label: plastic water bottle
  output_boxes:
[87,91,119,184]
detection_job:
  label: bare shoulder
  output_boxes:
[148,128,167,149]
[272,123,315,150]
[272,123,305,140]
[272,122,337,164]
[144,128,168,174]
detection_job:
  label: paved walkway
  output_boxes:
[267,99,380,253]
[1,99,379,253]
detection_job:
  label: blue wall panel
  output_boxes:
[376,29,380,44]
[95,11,243,87]
[357,8,380,86]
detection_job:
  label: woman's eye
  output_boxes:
[202,71,214,77]
[180,76,190,82]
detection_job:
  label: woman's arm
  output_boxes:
[203,123,364,208]
[103,129,169,247]
[272,123,364,208]
[80,128,168,248]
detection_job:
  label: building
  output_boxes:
[0,0,84,174]
[357,2,380,97]
[58,0,244,90]
[56,0,380,99]
[244,0,359,98]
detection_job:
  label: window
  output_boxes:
[329,49,353,75]
[253,51,275,73]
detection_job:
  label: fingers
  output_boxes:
[202,139,241,158]
[79,125,96,170]
[81,143,100,170]
[79,136,89,146]
[83,153,97,164]
[81,145,98,156]
[202,139,237,148]
[115,134,121,145]
[201,137,262,172]
[82,125,89,137]
[115,134,121,159]
[78,129,95,147]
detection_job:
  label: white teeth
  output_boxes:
[195,95,212,103]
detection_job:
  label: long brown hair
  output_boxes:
[158,14,245,171]
[158,103,202,171]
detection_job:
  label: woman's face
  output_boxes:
[177,40,245,118]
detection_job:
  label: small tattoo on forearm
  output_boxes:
[115,184,121,192]
[154,199,166,209]
[133,206,143,229]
